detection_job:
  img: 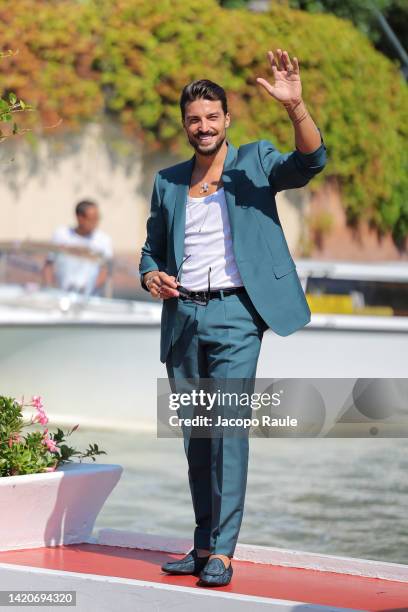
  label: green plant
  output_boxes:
[0,395,106,477]
[0,50,35,143]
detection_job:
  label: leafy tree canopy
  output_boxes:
[0,0,407,240]
[220,0,408,71]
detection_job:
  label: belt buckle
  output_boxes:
[195,291,207,304]
[194,291,209,306]
[177,285,210,306]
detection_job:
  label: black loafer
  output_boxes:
[199,557,233,586]
[161,549,211,575]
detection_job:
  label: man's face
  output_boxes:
[183,98,230,156]
[77,205,99,234]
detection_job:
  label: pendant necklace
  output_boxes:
[189,185,213,234]
[190,180,221,232]
[193,192,212,234]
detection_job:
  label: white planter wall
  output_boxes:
[0,462,122,551]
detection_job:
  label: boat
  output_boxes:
[0,242,407,432]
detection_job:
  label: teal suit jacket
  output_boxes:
[139,134,327,363]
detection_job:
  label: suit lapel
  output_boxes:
[173,157,193,272]
[221,142,238,243]
[172,141,238,271]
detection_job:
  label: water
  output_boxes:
[69,428,408,564]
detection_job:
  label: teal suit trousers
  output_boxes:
[165,288,265,557]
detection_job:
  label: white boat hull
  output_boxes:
[0,317,406,432]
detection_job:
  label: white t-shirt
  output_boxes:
[179,187,244,291]
[48,226,113,294]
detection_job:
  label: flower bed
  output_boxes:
[0,395,105,477]
[0,395,122,550]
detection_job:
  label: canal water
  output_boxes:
[70,428,408,564]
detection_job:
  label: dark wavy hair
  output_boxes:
[180,79,228,120]
[75,200,97,217]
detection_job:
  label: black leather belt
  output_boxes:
[178,285,246,301]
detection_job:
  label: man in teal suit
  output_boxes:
[139,49,327,586]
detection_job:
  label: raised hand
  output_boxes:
[256,49,302,107]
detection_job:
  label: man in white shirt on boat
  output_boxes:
[42,200,113,296]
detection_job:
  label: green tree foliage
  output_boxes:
[220,0,249,6]
[220,0,408,67]
[0,0,103,132]
[0,0,407,240]
[287,0,408,52]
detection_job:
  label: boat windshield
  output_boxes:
[0,241,111,298]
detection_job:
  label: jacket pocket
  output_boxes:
[272,259,296,279]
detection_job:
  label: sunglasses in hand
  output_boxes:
[175,254,212,306]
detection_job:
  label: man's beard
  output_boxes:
[188,132,226,156]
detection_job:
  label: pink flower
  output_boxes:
[45,466,57,472]
[31,396,44,410]
[31,396,48,426]
[33,410,48,426]
[45,438,58,452]
[42,429,58,453]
